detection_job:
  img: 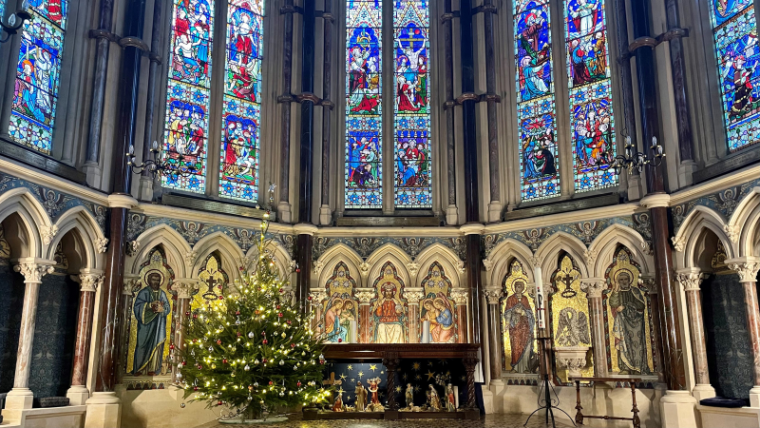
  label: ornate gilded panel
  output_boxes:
[369,262,408,343]
[323,262,359,343]
[501,260,539,374]
[195,253,229,310]
[419,262,457,343]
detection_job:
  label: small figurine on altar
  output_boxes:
[368,378,380,405]
[355,381,367,412]
[333,390,344,412]
[405,383,414,409]
[428,384,441,411]
[446,383,456,412]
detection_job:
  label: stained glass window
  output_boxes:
[220,0,264,202]
[345,0,383,209]
[9,0,68,154]
[515,0,559,201]
[709,0,760,152]
[565,0,617,193]
[161,0,214,194]
[393,0,431,208]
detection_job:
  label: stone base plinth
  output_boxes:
[85,392,121,428]
[660,390,697,428]
[4,388,34,410]
[2,405,86,427]
[66,385,90,406]
[692,384,716,402]
[750,386,760,408]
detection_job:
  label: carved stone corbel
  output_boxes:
[41,225,59,245]
[171,279,200,300]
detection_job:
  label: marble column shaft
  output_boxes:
[308,290,326,338]
[12,260,54,389]
[357,291,373,343]
[484,289,502,380]
[406,290,423,344]
[71,272,102,387]
[727,258,760,385]
[452,289,468,343]
[584,279,607,376]
[678,270,709,385]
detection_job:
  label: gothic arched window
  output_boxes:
[708,0,759,152]
[9,0,69,154]
[344,0,433,210]
[515,0,618,202]
[161,0,265,202]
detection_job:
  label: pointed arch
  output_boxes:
[730,187,760,258]
[129,224,192,278]
[316,243,364,288]
[485,238,535,289]
[245,239,293,280]
[588,223,651,278]
[365,243,412,286]
[414,243,462,288]
[46,206,105,270]
[0,188,52,258]
[534,232,589,284]
[191,231,244,281]
[673,206,734,269]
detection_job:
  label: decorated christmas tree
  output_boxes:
[178,209,330,421]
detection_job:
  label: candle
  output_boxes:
[453,385,459,409]
[421,320,431,343]
[349,320,358,343]
[534,266,546,329]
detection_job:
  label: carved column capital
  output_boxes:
[95,237,109,254]
[79,269,105,292]
[640,274,658,294]
[14,258,55,283]
[676,268,704,292]
[308,289,327,305]
[123,274,140,296]
[482,288,503,305]
[355,289,375,304]
[581,278,607,299]
[171,279,200,299]
[450,288,469,305]
[405,288,425,304]
[313,259,325,276]
[726,257,760,283]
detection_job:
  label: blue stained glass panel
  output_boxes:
[393,0,431,208]
[9,2,68,154]
[565,0,618,193]
[516,1,559,201]
[220,0,265,203]
[709,2,760,152]
[162,0,215,193]
[345,0,383,209]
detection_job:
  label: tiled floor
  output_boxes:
[200,412,580,428]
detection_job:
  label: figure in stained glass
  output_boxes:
[566,0,602,39]
[347,133,381,189]
[348,27,381,113]
[516,5,552,101]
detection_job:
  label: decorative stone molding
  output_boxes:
[671,235,686,252]
[676,269,704,292]
[404,289,424,304]
[530,256,541,268]
[482,288,503,305]
[126,240,140,257]
[640,275,658,294]
[41,225,58,245]
[308,290,327,304]
[482,258,494,272]
[355,290,375,304]
[640,193,671,209]
[313,259,325,276]
[407,262,420,282]
[359,262,371,282]
[95,237,109,254]
[450,288,469,305]
[641,240,653,256]
[583,249,598,267]
[107,193,138,209]
[293,223,318,236]
[724,225,740,243]
[123,275,140,296]
[171,279,200,299]
[554,346,590,377]
[457,260,466,275]
[184,251,197,269]
[460,223,485,235]
[79,270,105,292]
[14,259,55,283]
[726,257,760,283]
[581,278,606,299]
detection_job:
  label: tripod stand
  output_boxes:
[524,337,575,428]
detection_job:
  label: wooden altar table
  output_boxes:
[569,376,641,428]
[303,343,481,420]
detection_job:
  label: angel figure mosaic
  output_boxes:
[127,248,176,376]
[604,248,653,375]
[550,255,592,381]
[419,262,457,343]
[323,262,359,343]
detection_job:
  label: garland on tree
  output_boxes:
[178,209,331,419]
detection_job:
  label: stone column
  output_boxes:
[675,269,714,401]
[726,257,760,407]
[67,269,104,405]
[583,278,608,376]
[4,259,54,411]
[171,279,198,385]
[308,289,327,337]
[405,289,424,343]
[356,290,374,343]
[482,288,503,382]
[451,289,469,343]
